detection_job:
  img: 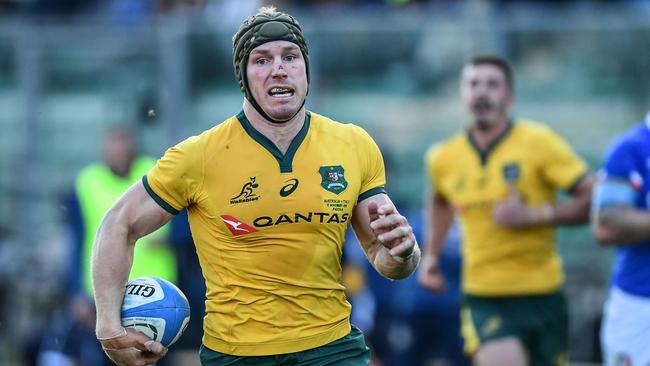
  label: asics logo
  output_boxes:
[220,215,258,236]
[280,178,299,197]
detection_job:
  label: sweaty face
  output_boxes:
[460,64,513,130]
[246,40,308,122]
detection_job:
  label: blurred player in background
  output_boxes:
[37,126,177,366]
[75,126,177,300]
[591,112,650,366]
[91,6,419,366]
[419,55,594,366]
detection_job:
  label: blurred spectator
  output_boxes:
[157,0,203,13]
[24,0,99,15]
[37,125,177,366]
[106,0,205,25]
[592,111,650,366]
[203,0,261,27]
[104,0,156,25]
[0,0,20,13]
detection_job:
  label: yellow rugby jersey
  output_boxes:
[145,111,386,356]
[426,120,587,296]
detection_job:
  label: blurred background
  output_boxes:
[1,0,649,365]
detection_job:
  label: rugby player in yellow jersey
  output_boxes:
[90,6,420,366]
[419,55,594,366]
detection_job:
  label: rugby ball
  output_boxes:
[121,277,190,347]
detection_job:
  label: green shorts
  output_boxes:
[199,325,371,366]
[461,291,568,366]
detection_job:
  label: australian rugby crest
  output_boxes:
[319,165,348,194]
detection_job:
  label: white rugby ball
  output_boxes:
[121,277,190,347]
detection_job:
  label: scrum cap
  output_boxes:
[232,8,310,105]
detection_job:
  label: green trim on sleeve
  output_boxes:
[142,175,180,215]
[358,187,387,203]
[567,171,589,194]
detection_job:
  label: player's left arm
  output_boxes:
[592,178,650,245]
[548,173,595,225]
[495,127,595,228]
[493,174,594,228]
[591,134,650,244]
[351,193,420,280]
[538,125,595,226]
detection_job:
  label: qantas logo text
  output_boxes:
[220,212,350,234]
[253,212,349,227]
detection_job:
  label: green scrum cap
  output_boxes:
[232,7,310,122]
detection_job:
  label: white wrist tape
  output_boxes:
[96,327,127,341]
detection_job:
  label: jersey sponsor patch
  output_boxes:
[220,215,258,236]
[252,212,350,227]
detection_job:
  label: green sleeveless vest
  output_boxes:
[75,156,177,297]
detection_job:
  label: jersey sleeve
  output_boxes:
[144,135,204,214]
[352,125,386,202]
[538,127,588,191]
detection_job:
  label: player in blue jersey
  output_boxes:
[591,112,650,366]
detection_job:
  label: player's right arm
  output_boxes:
[92,181,172,365]
[419,144,454,293]
[418,189,455,293]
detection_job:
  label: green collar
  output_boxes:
[466,120,514,166]
[236,110,311,173]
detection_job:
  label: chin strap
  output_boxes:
[248,97,306,124]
